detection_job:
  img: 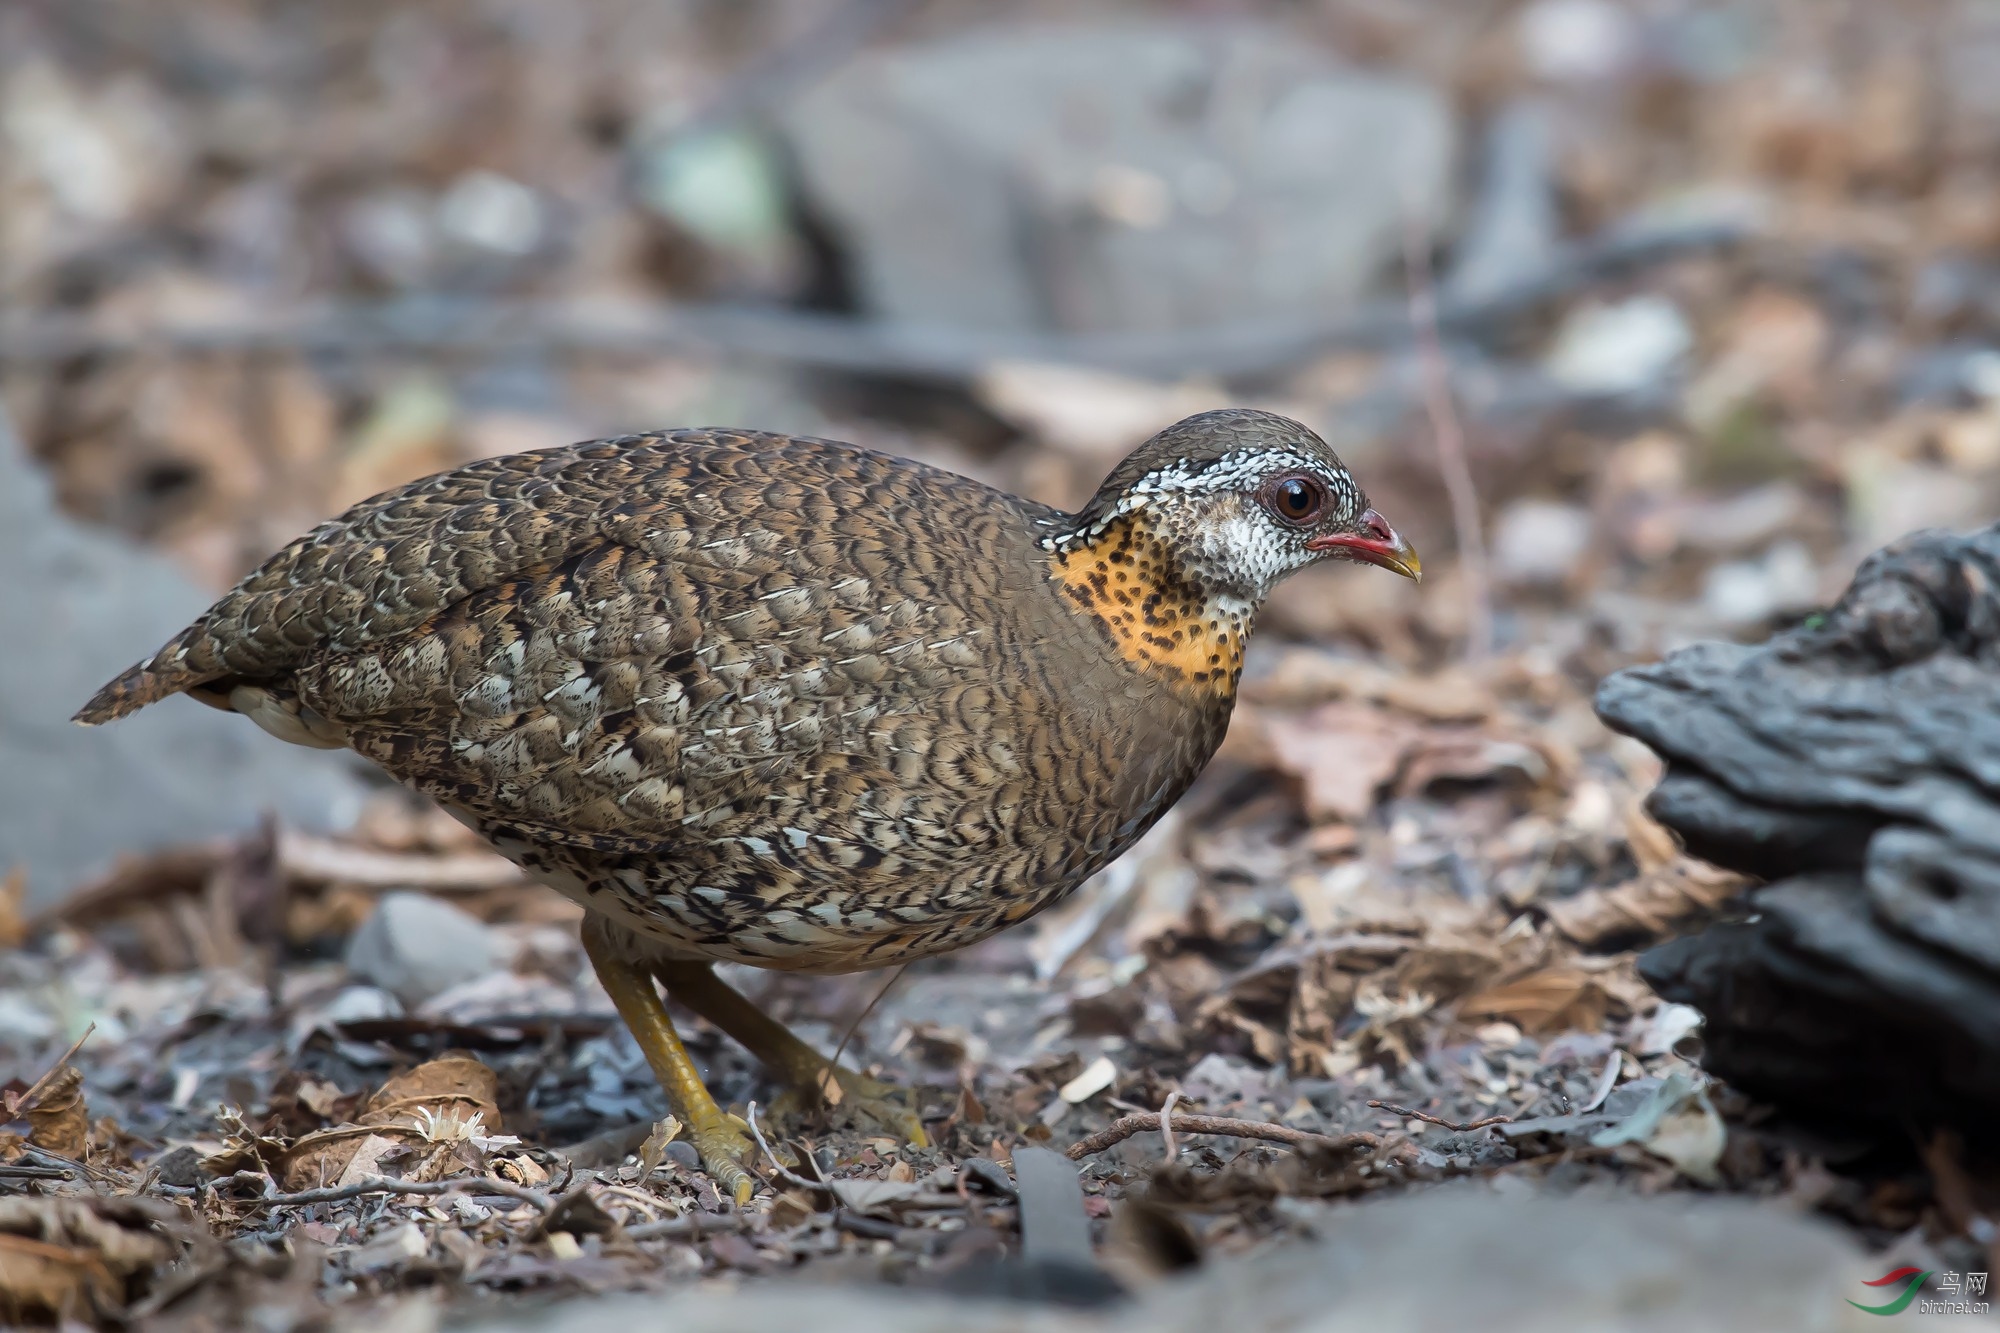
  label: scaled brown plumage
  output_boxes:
[78,408,1419,1200]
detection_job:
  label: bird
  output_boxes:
[75,407,1418,1200]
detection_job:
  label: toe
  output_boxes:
[690,1120,758,1203]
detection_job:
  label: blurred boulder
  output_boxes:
[779,23,1456,335]
[1597,523,2000,1128]
[1445,99,1560,306]
[345,891,501,1008]
[0,424,368,907]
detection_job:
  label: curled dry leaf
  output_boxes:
[24,1067,88,1161]
[281,1052,500,1191]
[636,1117,683,1179]
[1264,703,1419,823]
[1544,860,1750,948]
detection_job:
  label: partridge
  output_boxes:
[77,408,1418,1198]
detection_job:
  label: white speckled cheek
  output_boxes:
[1194,508,1297,599]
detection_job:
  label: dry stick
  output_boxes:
[276,830,525,891]
[1367,1099,1513,1133]
[744,1101,836,1198]
[240,1173,553,1213]
[624,1210,755,1242]
[1402,218,1494,664]
[818,962,910,1107]
[0,221,1746,380]
[1066,1113,1381,1161]
[1159,1092,1182,1161]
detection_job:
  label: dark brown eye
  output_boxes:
[1267,475,1325,525]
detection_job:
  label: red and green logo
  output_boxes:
[1849,1268,1931,1316]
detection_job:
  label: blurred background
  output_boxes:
[9,0,1997,894]
[1,1,1997,1322]
[10,0,1994,638]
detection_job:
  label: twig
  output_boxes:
[744,1102,835,1197]
[31,832,523,936]
[820,962,908,1108]
[1403,216,1493,663]
[0,218,1746,380]
[239,1173,553,1213]
[1367,1100,1513,1132]
[1065,1113,1380,1161]
[275,830,526,891]
[5,1024,95,1118]
[0,1164,73,1180]
[624,1210,754,1242]
[1159,1092,1182,1161]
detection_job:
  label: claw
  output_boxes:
[689,1116,758,1204]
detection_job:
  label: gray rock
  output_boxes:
[453,1187,1899,1332]
[1491,498,1592,587]
[1445,99,1560,306]
[343,891,500,1008]
[1597,523,2000,1127]
[0,420,369,908]
[780,23,1455,336]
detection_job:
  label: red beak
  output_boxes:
[1306,509,1422,582]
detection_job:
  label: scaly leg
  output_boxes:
[580,919,755,1204]
[655,961,929,1147]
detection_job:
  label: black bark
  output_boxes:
[1596,524,2000,1127]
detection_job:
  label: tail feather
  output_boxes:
[73,628,215,725]
[73,660,181,725]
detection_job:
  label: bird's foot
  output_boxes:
[688,1112,758,1206]
[772,1068,929,1147]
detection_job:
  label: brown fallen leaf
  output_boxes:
[25,1067,88,1161]
[0,1232,121,1323]
[1544,860,1750,948]
[1264,703,1420,823]
[0,1196,186,1324]
[281,1051,501,1190]
[1458,964,1614,1034]
[1396,732,1554,799]
[636,1117,683,1178]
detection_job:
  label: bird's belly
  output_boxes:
[485,783,1177,974]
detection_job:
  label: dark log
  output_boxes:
[1596,524,2000,1128]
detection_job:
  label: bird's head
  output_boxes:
[1043,409,1418,691]
[1053,408,1419,603]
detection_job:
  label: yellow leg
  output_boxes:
[656,961,929,1148]
[581,921,755,1204]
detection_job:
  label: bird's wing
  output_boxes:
[75,428,1021,853]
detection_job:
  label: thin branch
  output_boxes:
[1159,1092,1182,1161]
[240,1173,553,1213]
[819,963,909,1108]
[275,830,525,891]
[744,1102,833,1198]
[1065,1113,1380,1161]
[624,1210,755,1242]
[1367,1099,1513,1132]
[0,218,1746,381]
[1403,217,1493,663]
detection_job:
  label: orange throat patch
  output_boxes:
[1048,514,1250,693]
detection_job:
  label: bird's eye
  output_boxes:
[1266,475,1325,525]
